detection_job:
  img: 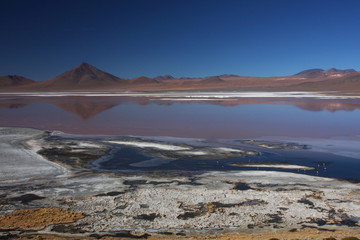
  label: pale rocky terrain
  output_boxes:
[0,128,359,239]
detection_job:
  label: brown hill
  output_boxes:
[288,72,360,91]
[0,75,35,88]
[32,62,128,90]
[200,76,224,83]
[294,69,325,78]
[219,74,239,78]
[130,76,159,85]
[324,68,357,74]
[294,68,357,79]
[154,75,175,81]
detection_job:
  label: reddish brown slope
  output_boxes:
[154,75,175,81]
[294,68,356,78]
[130,76,159,85]
[0,75,35,88]
[200,76,224,83]
[287,72,360,91]
[28,63,128,91]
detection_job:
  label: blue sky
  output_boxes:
[1,0,360,80]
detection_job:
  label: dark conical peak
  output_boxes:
[75,62,96,70]
[39,62,126,90]
[70,62,105,76]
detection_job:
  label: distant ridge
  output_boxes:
[130,76,159,85]
[324,68,357,74]
[295,68,357,78]
[0,75,35,87]
[200,76,224,83]
[154,75,175,81]
[0,63,358,92]
[295,69,324,76]
[288,72,360,91]
[219,74,239,78]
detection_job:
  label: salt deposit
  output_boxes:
[107,140,190,151]
[1,91,360,99]
[232,163,315,170]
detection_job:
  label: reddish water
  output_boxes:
[0,96,360,139]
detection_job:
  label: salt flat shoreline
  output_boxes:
[0,127,359,239]
[1,90,360,99]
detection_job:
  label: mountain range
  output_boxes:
[1,62,359,92]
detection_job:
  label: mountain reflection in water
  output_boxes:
[0,96,359,139]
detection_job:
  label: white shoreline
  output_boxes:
[235,163,315,170]
[0,128,68,184]
[1,91,360,99]
[106,140,190,151]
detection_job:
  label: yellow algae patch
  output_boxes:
[0,208,84,230]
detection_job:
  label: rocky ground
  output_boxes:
[0,127,359,239]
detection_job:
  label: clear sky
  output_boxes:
[1,0,360,80]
